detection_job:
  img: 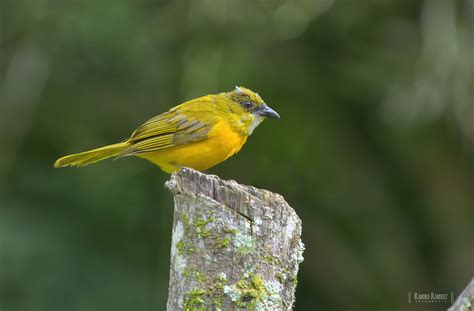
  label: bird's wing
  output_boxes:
[120,96,218,156]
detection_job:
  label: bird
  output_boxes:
[54,86,280,173]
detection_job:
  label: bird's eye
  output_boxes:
[242,101,253,109]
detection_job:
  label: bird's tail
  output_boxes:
[54,142,129,168]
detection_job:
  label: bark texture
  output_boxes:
[449,278,474,311]
[165,168,304,310]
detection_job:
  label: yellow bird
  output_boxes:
[54,87,279,173]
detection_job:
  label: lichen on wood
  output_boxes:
[165,168,304,310]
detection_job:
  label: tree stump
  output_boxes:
[165,168,304,310]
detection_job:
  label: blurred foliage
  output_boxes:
[1,0,473,310]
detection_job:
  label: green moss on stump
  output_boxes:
[181,272,229,310]
[223,273,269,310]
[176,240,196,255]
[215,236,231,249]
[183,267,207,283]
[183,289,206,311]
[194,217,214,238]
[263,255,280,265]
[223,227,238,236]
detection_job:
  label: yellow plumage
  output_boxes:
[54,87,279,173]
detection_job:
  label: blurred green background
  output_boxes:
[1,0,473,310]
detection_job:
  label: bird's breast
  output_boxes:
[207,120,248,160]
[140,120,247,172]
[172,120,247,170]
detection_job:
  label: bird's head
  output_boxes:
[226,86,279,135]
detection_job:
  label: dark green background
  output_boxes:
[1,0,473,310]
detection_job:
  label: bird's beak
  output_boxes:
[257,104,280,118]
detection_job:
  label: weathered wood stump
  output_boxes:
[165,168,304,310]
